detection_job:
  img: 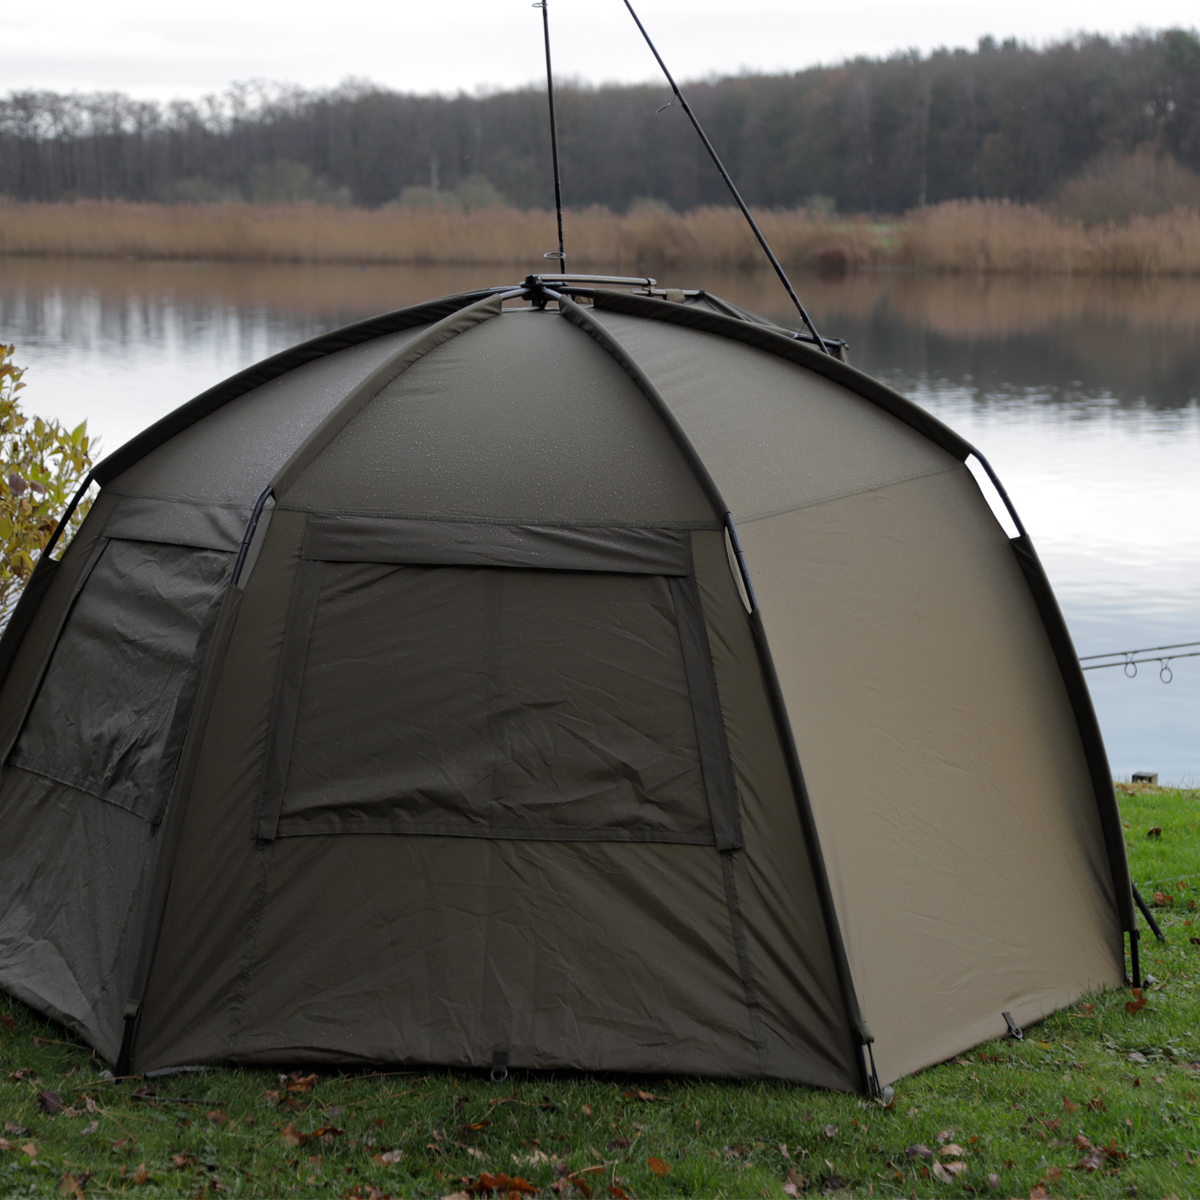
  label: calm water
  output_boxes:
[1,258,1197,784]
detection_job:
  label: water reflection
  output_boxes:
[1,257,1197,783]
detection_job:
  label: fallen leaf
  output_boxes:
[782,1167,808,1197]
[1154,891,1172,905]
[905,1144,934,1160]
[648,1156,671,1176]
[986,1174,1001,1190]
[1147,827,1162,838]
[280,1122,309,1147]
[206,1110,228,1126]
[943,1162,967,1176]
[5,1122,29,1136]
[172,1154,197,1168]
[621,1090,658,1102]
[0,1139,11,1152]
[931,1162,954,1184]
[7,1067,38,1082]
[262,1089,281,1105]
[1041,1166,1063,1184]
[823,1124,838,1139]
[940,1143,965,1157]
[609,1188,629,1200]
[581,1105,592,1116]
[1078,1002,1096,1015]
[1086,1096,1106,1111]
[37,1089,65,1114]
[376,1150,404,1164]
[1029,1187,1047,1200]
[58,1174,90,1199]
[22,1142,38,1158]
[286,1073,318,1093]
[1063,1096,1079,1114]
[0,1014,16,1031]
[935,1129,954,1144]
[607,1138,631,1151]
[129,1084,157,1102]
[1077,1149,1103,1171]
[512,1150,550,1167]
[1036,1041,1053,1051]
[132,1163,149,1185]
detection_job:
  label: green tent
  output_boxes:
[0,280,1133,1090]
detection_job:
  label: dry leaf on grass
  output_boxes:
[22,1142,38,1158]
[280,1122,309,1147]
[171,1154,197,1168]
[647,1156,671,1176]
[0,1014,16,1031]
[131,1163,149,1185]
[782,1168,808,1197]
[37,1089,65,1114]
[905,1144,934,1160]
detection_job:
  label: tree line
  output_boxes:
[2,28,1198,214]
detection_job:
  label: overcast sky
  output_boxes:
[6,0,1198,100]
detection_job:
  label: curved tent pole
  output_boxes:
[550,287,876,1094]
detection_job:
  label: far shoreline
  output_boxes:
[4,199,1200,277]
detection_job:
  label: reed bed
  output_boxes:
[2,198,1200,275]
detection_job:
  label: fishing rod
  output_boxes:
[619,0,833,355]
[1080,640,1200,683]
[534,0,567,274]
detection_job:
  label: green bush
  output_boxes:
[0,345,96,627]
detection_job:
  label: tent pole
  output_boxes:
[1132,884,1166,943]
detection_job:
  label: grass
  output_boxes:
[2,786,1199,1198]
[3,199,1200,276]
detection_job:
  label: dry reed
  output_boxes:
[2,198,1200,275]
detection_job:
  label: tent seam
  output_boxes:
[735,461,963,526]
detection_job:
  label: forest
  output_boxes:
[2,28,1199,215]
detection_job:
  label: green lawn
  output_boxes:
[2,787,1198,1198]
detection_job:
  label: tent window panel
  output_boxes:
[10,538,232,821]
[273,562,717,842]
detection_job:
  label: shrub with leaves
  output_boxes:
[0,344,96,628]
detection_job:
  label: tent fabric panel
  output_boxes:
[689,530,862,1090]
[95,288,495,491]
[262,562,718,844]
[588,309,961,523]
[158,837,764,1077]
[302,515,695,574]
[10,540,232,822]
[0,767,159,1061]
[105,326,434,508]
[283,311,716,525]
[739,467,1123,1084]
[589,291,971,460]
[132,509,310,1070]
[103,495,251,553]
[0,492,121,756]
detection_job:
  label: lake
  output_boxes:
[1,256,1197,784]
